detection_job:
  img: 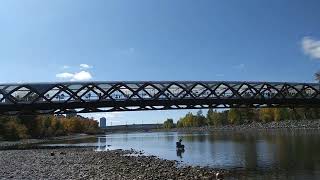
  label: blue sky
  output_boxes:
[1,0,320,125]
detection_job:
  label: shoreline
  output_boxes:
[0,134,97,150]
[153,119,320,133]
[0,148,234,180]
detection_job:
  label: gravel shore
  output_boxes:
[0,134,96,150]
[0,148,231,180]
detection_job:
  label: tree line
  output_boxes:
[163,108,320,129]
[0,115,100,140]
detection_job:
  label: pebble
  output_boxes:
[0,148,228,180]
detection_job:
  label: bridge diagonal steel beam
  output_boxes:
[0,81,320,115]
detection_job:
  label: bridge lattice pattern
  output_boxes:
[0,81,320,115]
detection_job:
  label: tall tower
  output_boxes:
[99,117,107,128]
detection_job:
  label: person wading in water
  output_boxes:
[176,139,184,149]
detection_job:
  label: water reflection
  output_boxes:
[176,149,185,158]
[97,136,107,151]
[47,130,320,179]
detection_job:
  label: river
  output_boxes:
[45,129,320,179]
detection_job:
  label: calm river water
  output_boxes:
[46,130,320,179]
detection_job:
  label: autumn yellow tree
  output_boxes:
[228,108,242,124]
[259,108,274,122]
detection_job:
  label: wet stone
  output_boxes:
[0,148,228,180]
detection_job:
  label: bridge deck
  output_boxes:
[0,81,320,115]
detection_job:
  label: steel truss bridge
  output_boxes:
[0,81,320,115]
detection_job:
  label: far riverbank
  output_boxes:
[155,119,320,132]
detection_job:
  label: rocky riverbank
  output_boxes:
[0,148,233,180]
[0,134,96,150]
[157,119,320,132]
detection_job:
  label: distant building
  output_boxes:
[100,117,107,128]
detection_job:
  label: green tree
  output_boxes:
[163,118,175,129]
[183,112,194,127]
[240,108,256,123]
[274,108,289,122]
[195,110,206,127]
[207,109,223,126]
[207,108,214,126]
[220,111,229,125]
[176,119,183,128]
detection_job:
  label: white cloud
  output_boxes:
[56,71,92,81]
[80,64,92,69]
[302,37,320,59]
[56,72,74,79]
[71,71,92,81]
